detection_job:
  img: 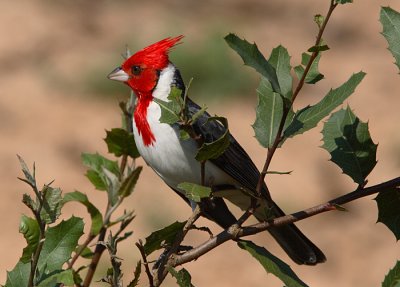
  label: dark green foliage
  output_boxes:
[382,261,400,287]
[168,267,194,287]
[143,221,186,256]
[321,107,377,185]
[19,215,40,263]
[375,189,400,241]
[105,128,140,158]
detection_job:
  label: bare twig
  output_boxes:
[136,240,154,287]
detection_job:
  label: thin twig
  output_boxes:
[256,0,338,200]
[136,240,154,287]
[153,205,202,287]
[68,234,96,269]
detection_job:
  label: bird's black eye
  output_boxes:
[132,65,142,75]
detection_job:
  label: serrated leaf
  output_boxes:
[37,269,74,286]
[294,52,324,84]
[168,267,194,287]
[322,107,377,184]
[177,182,212,202]
[119,166,142,198]
[268,45,293,100]
[127,261,141,287]
[382,260,400,287]
[224,33,281,94]
[238,240,308,287]
[17,155,36,187]
[81,153,120,191]
[284,72,365,138]
[63,191,103,236]
[104,128,140,158]
[380,7,400,72]
[38,216,84,272]
[154,87,183,125]
[19,215,40,263]
[375,189,400,241]
[195,117,230,161]
[40,186,62,224]
[4,261,30,287]
[252,77,284,148]
[143,221,186,255]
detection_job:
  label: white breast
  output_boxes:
[132,64,234,190]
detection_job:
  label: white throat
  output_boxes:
[152,64,176,101]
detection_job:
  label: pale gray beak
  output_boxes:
[107,67,129,82]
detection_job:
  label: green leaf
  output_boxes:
[143,221,186,255]
[179,129,191,141]
[382,261,400,287]
[314,14,325,28]
[177,182,212,202]
[154,87,183,125]
[167,267,194,287]
[63,191,103,236]
[37,269,74,286]
[38,216,84,272]
[19,215,40,263]
[4,261,30,287]
[322,107,377,184]
[190,105,208,124]
[104,128,140,158]
[375,189,400,240]
[195,117,230,161]
[380,7,400,72]
[17,155,36,187]
[294,52,324,84]
[81,153,120,191]
[102,168,121,206]
[252,77,284,148]
[268,45,293,100]
[238,240,308,287]
[335,0,353,4]
[127,261,142,287]
[119,166,142,198]
[224,33,281,94]
[40,186,62,224]
[284,72,365,138]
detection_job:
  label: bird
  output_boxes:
[107,35,326,265]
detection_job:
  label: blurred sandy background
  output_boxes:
[1,1,400,286]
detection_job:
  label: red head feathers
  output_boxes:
[122,35,184,72]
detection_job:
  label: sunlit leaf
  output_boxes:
[40,186,62,224]
[380,7,400,73]
[284,72,365,138]
[177,182,212,202]
[19,215,40,263]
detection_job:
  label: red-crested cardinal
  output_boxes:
[108,36,326,265]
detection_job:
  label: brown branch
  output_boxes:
[172,176,400,266]
[256,0,338,200]
[67,234,96,269]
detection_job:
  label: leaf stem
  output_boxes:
[136,240,154,287]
